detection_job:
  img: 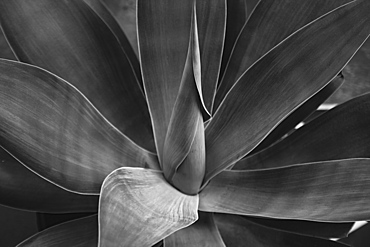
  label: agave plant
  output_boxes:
[1,0,370,246]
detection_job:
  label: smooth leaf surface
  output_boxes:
[0,148,98,213]
[248,74,344,155]
[215,214,349,247]
[137,0,193,162]
[215,0,353,109]
[195,0,226,112]
[98,168,198,247]
[83,0,143,89]
[204,0,370,184]
[234,93,370,170]
[200,159,370,222]
[218,0,248,85]
[162,9,206,194]
[0,59,158,194]
[164,212,225,247]
[0,0,155,151]
[244,216,353,239]
[17,215,97,247]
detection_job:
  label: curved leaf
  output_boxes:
[162,8,206,194]
[17,215,97,247]
[137,0,193,162]
[164,212,225,247]
[200,159,370,222]
[98,167,198,247]
[195,0,226,112]
[82,0,143,89]
[204,0,370,184]
[218,0,248,85]
[244,216,353,239]
[215,0,353,109]
[0,147,98,213]
[234,93,370,170]
[214,214,349,247]
[248,74,344,155]
[0,0,155,151]
[0,59,158,194]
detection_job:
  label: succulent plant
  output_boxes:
[1,0,370,246]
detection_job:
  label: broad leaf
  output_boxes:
[200,159,370,222]
[0,59,158,194]
[214,0,353,109]
[162,7,206,194]
[215,214,349,247]
[0,0,155,151]
[218,0,248,85]
[248,74,344,155]
[83,0,143,89]
[98,167,198,246]
[164,212,225,247]
[0,148,98,213]
[137,0,193,162]
[204,0,370,184]
[195,0,226,112]
[244,216,353,239]
[234,93,370,170]
[17,215,97,247]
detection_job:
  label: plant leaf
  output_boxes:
[234,93,370,170]
[214,0,353,110]
[137,0,193,162]
[98,167,198,247]
[195,0,226,112]
[162,7,206,194]
[247,74,344,156]
[0,59,158,194]
[218,0,248,85]
[204,0,370,184]
[244,216,353,239]
[17,215,97,247]
[164,212,225,247]
[200,159,370,222]
[82,0,143,89]
[0,0,155,152]
[0,147,98,213]
[214,214,349,247]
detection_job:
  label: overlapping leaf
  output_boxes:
[204,0,370,184]
[0,59,158,194]
[215,214,349,247]
[162,5,206,194]
[235,93,370,170]
[98,168,198,246]
[215,0,353,109]
[83,0,143,89]
[244,216,353,239]
[137,0,193,162]
[0,148,98,213]
[164,212,225,247]
[0,0,154,151]
[200,159,370,222]
[218,0,248,85]
[17,215,97,246]
[248,74,344,155]
[195,0,226,112]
